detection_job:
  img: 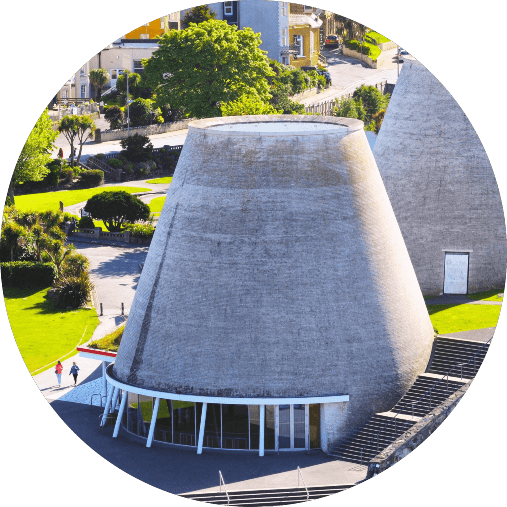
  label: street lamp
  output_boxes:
[126,71,130,137]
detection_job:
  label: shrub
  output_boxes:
[79,169,104,188]
[104,105,124,130]
[60,167,74,183]
[53,271,94,308]
[78,216,95,229]
[61,252,90,277]
[107,158,124,169]
[44,159,62,187]
[221,94,282,116]
[120,134,153,162]
[129,98,153,127]
[89,324,125,352]
[344,39,382,61]
[123,222,155,239]
[137,161,156,176]
[95,153,105,160]
[0,261,57,287]
[124,162,134,175]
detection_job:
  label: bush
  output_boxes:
[78,216,95,229]
[79,169,104,188]
[120,134,153,162]
[160,104,183,123]
[53,271,94,308]
[45,159,62,187]
[344,39,381,61]
[104,105,124,130]
[221,94,282,116]
[107,158,124,169]
[60,167,74,183]
[129,98,153,127]
[95,153,105,160]
[0,261,57,287]
[123,222,155,239]
[61,252,90,277]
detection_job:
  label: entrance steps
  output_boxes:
[181,484,354,506]
[328,336,489,464]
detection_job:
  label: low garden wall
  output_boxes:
[343,46,386,69]
[378,41,398,51]
[57,103,100,120]
[71,227,152,245]
[366,380,471,478]
[95,118,193,143]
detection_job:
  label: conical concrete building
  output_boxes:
[373,57,507,296]
[106,115,434,454]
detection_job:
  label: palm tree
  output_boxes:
[89,68,111,103]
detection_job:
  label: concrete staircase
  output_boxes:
[181,484,354,506]
[328,336,490,464]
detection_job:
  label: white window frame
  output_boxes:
[224,1,233,15]
[133,60,144,74]
[281,2,288,16]
[139,33,149,39]
[80,85,86,98]
[310,31,314,56]
[160,18,165,29]
[303,5,313,13]
[294,35,304,57]
[281,28,287,47]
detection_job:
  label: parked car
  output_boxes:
[325,34,339,47]
[301,66,332,87]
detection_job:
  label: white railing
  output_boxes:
[297,466,309,500]
[219,470,230,506]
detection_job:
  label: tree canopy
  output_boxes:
[181,5,216,29]
[84,191,150,232]
[11,109,58,202]
[89,68,111,101]
[142,19,275,118]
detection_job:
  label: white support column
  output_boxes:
[113,391,127,438]
[101,361,107,398]
[290,404,294,450]
[275,405,279,452]
[101,385,115,426]
[111,387,120,413]
[146,397,160,448]
[197,403,207,455]
[259,405,265,457]
[305,404,310,451]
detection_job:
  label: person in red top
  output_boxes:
[55,361,63,387]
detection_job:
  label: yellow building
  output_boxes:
[288,5,323,68]
[125,12,181,39]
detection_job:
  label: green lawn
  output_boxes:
[367,31,390,44]
[146,177,173,184]
[427,304,502,334]
[466,290,504,302]
[3,287,99,375]
[15,186,151,213]
[149,196,166,215]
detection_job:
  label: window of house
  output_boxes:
[81,85,86,98]
[224,1,233,15]
[310,31,314,56]
[281,28,287,46]
[281,2,288,16]
[293,34,304,57]
[133,60,144,74]
[303,5,313,12]
[80,66,85,75]
[140,33,149,39]
[160,18,165,29]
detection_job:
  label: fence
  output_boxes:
[304,80,389,116]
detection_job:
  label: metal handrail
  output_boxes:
[297,466,309,501]
[219,471,230,506]
[90,393,107,407]
[356,336,493,464]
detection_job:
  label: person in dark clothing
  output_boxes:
[69,362,80,386]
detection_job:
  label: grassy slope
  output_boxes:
[427,304,501,334]
[149,196,166,216]
[466,290,504,302]
[4,287,99,375]
[145,177,173,184]
[15,186,151,213]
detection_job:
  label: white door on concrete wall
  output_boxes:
[444,253,469,294]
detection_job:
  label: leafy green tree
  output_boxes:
[333,96,367,122]
[116,71,141,104]
[84,191,150,232]
[352,85,390,128]
[89,68,111,102]
[10,109,58,203]
[104,105,124,130]
[75,115,96,164]
[221,94,282,116]
[181,5,216,29]
[58,115,79,167]
[120,134,153,162]
[142,19,275,118]
[129,98,154,127]
[1,220,25,261]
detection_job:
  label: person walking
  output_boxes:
[55,360,63,387]
[69,362,80,386]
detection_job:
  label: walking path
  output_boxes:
[425,294,503,306]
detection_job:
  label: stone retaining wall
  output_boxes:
[378,41,397,51]
[95,119,193,143]
[57,103,100,120]
[366,380,471,478]
[343,47,386,69]
[71,227,152,245]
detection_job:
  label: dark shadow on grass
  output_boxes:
[2,285,49,299]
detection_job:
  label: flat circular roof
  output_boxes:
[209,122,347,133]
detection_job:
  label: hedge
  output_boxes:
[344,39,382,61]
[80,169,104,187]
[1,261,57,288]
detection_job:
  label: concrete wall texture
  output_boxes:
[113,115,435,436]
[373,57,507,295]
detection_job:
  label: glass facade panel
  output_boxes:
[222,405,248,449]
[204,404,221,448]
[249,405,260,450]
[265,405,275,450]
[154,399,172,443]
[294,404,305,449]
[279,405,290,448]
[309,404,320,449]
[173,401,195,446]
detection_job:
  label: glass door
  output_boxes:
[279,405,291,449]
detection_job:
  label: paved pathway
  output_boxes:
[425,294,503,306]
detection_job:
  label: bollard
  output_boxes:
[100,303,103,316]
[121,303,124,315]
